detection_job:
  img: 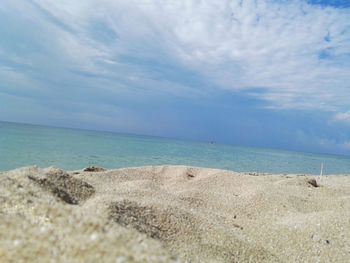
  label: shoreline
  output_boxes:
[2,164,350,176]
[1,165,350,262]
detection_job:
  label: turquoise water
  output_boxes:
[0,121,349,175]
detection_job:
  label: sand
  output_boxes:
[1,165,349,262]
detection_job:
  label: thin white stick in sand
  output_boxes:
[320,162,324,176]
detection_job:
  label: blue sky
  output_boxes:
[0,0,350,155]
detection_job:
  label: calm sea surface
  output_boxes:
[1,121,349,175]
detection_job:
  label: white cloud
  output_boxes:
[3,0,350,112]
[334,111,350,124]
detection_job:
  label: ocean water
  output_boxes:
[0,121,349,175]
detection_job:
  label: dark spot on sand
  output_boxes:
[83,166,106,172]
[109,200,196,241]
[233,223,243,230]
[307,178,319,188]
[187,173,195,178]
[28,169,95,205]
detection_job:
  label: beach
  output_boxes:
[1,165,349,262]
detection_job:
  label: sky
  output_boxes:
[0,0,350,155]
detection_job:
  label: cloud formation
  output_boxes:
[334,111,350,124]
[18,0,349,110]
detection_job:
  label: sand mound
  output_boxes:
[1,165,350,262]
[28,168,95,204]
[109,200,197,242]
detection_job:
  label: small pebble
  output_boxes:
[90,233,99,241]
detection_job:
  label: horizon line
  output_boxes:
[1,119,350,159]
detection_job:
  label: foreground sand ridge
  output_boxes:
[1,165,349,262]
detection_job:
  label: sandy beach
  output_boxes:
[1,165,349,262]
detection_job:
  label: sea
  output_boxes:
[1,121,349,175]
